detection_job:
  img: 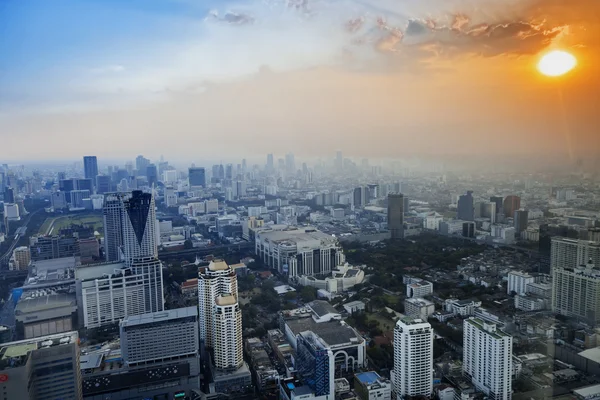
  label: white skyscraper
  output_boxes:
[198,260,238,349]
[103,192,131,262]
[213,294,243,371]
[392,317,433,399]
[463,318,513,400]
[551,237,600,273]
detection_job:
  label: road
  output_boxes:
[0,208,42,265]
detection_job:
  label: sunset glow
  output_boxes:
[537,50,577,77]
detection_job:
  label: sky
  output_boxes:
[1,0,599,163]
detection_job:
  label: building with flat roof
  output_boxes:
[15,290,77,339]
[406,278,433,298]
[392,317,434,398]
[404,297,435,320]
[9,246,30,271]
[354,371,392,400]
[120,307,199,366]
[0,331,81,400]
[254,225,345,277]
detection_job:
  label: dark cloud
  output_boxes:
[405,20,428,36]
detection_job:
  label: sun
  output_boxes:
[537,50,577,77]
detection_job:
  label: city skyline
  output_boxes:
[1,0,599,161]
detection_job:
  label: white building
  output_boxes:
[463,318,513,400]
[406,278,433,298]
[422,212,443,231]
[50,191,67,210]
[198,260,238,349]
[120,307,199,366]
[526,282,552,298]
[552,260,600,324]
[507,271,536,295]
[162,170,178,184]
[404,298,435,320]
[551,237,600,272]
[248,206,268,218]
[514,295,546,311]
[392,317,434,398]
[254,225,345,277]
[164,186,178,207]
[298,263,365,293]
[491,225,516,244]
[343,300,366,314]
[355,371,392,400]
[213,294,243,371]
[4,203,20,221]
[444,299,481,317]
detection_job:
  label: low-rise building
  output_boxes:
[354,371,392,400]
[406,278,433,298]
[343,301,366,314]
[404,298,435,319]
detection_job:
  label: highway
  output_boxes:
[0,208,42,265]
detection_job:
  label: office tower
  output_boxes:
[29,235,79,261]
[223,163,232,180]
[353,187,362,207]
[198,260,238,349]
[0,332,82,400]
[102,192,131,262]
[295,330,336,398]
[136,155,150,174]
[83,156,98,188]
[463,318,512,400]
[266,153,274,171]
[146,164,158,187]
[550,237,600,272]
[120,307,199,367]
[189,167,206,187]
[388,193,405,240]
[9,246,31,270]
[95,175,111,194]
[213,294,243,371]
[490,196,503,215]
[457,191,475,221]
[552,261,600,324]
[3,186,14,203]
[392,317,434,398]
[503,195,521,218]
[462,221,475,238]
[481,201,497,223]
[122,190,158,264]
[70,189,90,208]
[513,209,528,234]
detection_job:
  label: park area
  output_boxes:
[39,213,104,235]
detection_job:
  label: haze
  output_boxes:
[1,0,599,162]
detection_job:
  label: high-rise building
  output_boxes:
[198,260,238,349]
[503,195,521,219]
[481,201,497,223]
[70,189,90,208]
[213,294,243,371]
[285,153,296,174]
[551,237,600,272]
[83,156,98,188]
[552,260,600,324]
[120,307,199,367]
[146,164,158,187]
[225,163,233,179]
[388,193,405,240]
[3,186,14,203]
[507,271,536,295]
[95,175,111,194]
[457,191,475,221]
[122,190,158,264]
[392,317,433,398]
[102,192,131,262]
[188,167,206,187]
[136,155,150,174]
[266,154,274,171]
[29,235,80,261]
[9,246,31,270]
[463,318,512,400]
[295,330,335,398]
[0,331,82,400]
[513,209,528,234]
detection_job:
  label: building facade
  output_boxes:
[213,294,243,371]
[392,317,433,399]
[463,318,512,400]
[387,193,405,240]
[102,192,131,262]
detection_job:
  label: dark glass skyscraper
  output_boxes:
[457,191,475,221]
[146,164,158,187]
[188,167,206,187]
[388,193,405,239]
[514,209,529,234]
[83,156,98,188]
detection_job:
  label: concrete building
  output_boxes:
[444,299,481,317]
[457,191,475,221]
[297,264,365,293]
[354,371,392,400]
[15,291,77,339]
[50,191,68,210]
[552,260,600,324]
[507,271,536,295]
[29,234,80,261]
[503,195,521,219]
[83,156,99,189]
[513,210,528,234]
[388,193,405,240]
[551,237,600,272]
[514,295,546,311]
[213,294,243,371]
[295,330,336,400]
[102,192,131,262]
[120,307,199,367]
[392,317,434,398]
[9,246,30,270]
[0,331,81,400]
[254,225,345,277]
[406,277,433,298]
[463,318,512,400]
[404,298,435,320]
[121,190,158,265]
[188,167,206,188]
[198,260,238,349]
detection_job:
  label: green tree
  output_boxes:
[300,286,317,303]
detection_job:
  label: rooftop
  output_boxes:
[209,260,229,271]
[120,307,197,328]
[216,294,237,306]
[0,331,78,370]
[356,371,381,385]
[574,384,600,398]
[285,317,362,347]
[465,318,510,339]
[307,300,339,318]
